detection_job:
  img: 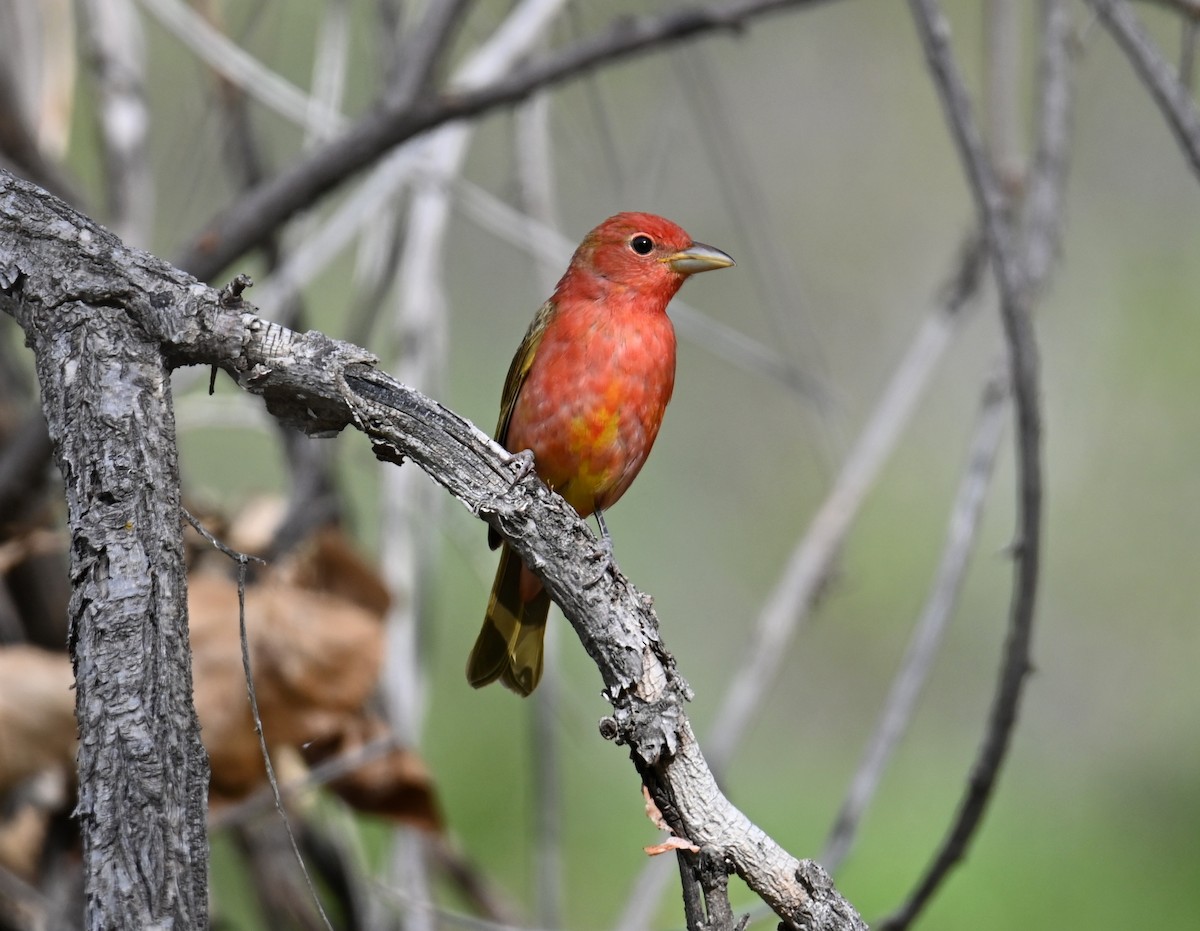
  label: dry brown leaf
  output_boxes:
[0,515,436,843]
[301,716,442,832]
[0,529,66,574]
[641,784,699,856]
[0,645,76,795]
[644,836,701,856]
[189,571,385,801]
[223,495,286,557]
[0,769,68,878]
[274,526,392,617]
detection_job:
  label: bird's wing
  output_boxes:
[494,297,555,446]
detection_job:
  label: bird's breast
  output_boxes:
[505,303,676,516]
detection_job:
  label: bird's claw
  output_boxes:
[505,448,536,491]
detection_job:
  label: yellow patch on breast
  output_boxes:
[564,407,621,500]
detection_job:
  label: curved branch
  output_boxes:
[1090,0,1200,179]
[0,168,865,930]
[176,0,833,281]
[879,1,1059,927]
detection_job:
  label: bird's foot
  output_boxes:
[505,448,536,490]
[584,509,615,587]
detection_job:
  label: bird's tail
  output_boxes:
[467,543,550,696]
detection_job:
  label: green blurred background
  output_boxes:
[11,0,1200,927]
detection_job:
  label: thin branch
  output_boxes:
[879,1,1050,927]
[251,0,566,327]
[176,0,835,281]
[1090,0,1200,179]
[1184,19,1200,85]
[304,0,351,148]
[209,735,400,829]
[183,509,334,931]
[372,9,570,927]
[822,369,1009,873]
[385,0,476,106]
[985,0,1024,186]
[136,0,347,133]
[827,0,1071,880]
[1021,0,1074,294]
[0,2,82,204]
[703,232,987,774]
[671,45,822,418]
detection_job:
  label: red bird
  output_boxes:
[467,212,734,695]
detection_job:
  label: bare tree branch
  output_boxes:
[0,174,209,928]
[176,0,835,281]
[879,1,1053,926]
[0,168,865,931]
[1090,0,1200,178]
[385,0,476,106]
[137,0,348,133]
[703,232,987,776]
[822,369,1009,874]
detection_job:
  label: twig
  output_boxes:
[181,509,334,931]
[985,0,1024,187]
[671,45,822,425]
[177,0,835,281]
[822,370,1010,873]
[208,734,400,829]
[1089,0,1200,180]
[385,0,475,107]
[826,0,1071,879]
[879,2,1049,927]
[1021,0,1074,294]
[0,3,82,206]
[136,0,347,133]
[304,0,351,148]
[250,0,565,330]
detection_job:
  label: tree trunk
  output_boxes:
[2,186,209,929]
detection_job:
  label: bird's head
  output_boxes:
[565,212,734,304]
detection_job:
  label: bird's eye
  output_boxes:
[630,234,654,255]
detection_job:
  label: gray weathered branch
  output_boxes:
[0,172,208,929]
[176,0,834,281]
[0,168,865,930]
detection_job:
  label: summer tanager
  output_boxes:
[467,212,734,695]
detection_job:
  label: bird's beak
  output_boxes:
[663,242,735,276]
